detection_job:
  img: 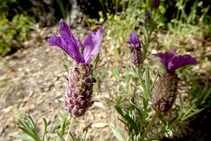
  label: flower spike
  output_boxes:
[127,31,142,66]
[152,49,197,112]
[48,19,104,117]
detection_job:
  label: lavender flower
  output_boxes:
[146,10,151,18]
[152,49,197,112]
[48,19,104,117]
[127,31,142,66]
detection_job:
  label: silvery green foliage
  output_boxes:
[10,111,47,141]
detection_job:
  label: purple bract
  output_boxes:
[48,19,104,64]
[146,10,150,18]
[126,31,142,48]
[157,49,197,73]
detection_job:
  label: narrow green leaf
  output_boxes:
[117,117,129,129]
[42,118,47,141]
[24,114,39,138]
[64,64,69,73]
[82,129,88,140]
[145,65,150,97]
[18,119,28,130]
[22,119,32,130]
[60,117,67,136]
[194,87,207,106]
[56,0,65,19]
[131,84,144,92]
[17,126,39,141]
[24,118,39,140]
[179,93,184,116]
[69,131,75,141]
[110,123,125,141]
[129,99,142,118]
[115,106,139,135]
[94,53,100,70]
[136,134,141,141]
[167,114,178,127]
[136,68,146,92]
[25,111,36,128]
[203,87,211,103]
[100,135,105,141]
[57,114,64,121]
[10,134,34,141]
[56,131,66,141]
[182,108,204,121]
[150,70,158,93]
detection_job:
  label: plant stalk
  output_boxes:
[140,110,160,141]
[66,117,76,141]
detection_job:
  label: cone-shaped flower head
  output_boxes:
[152,49,197,112]
[127,31,142,66]
[48,19,104,117]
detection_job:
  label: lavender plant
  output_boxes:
[110,47,206,141]
[10,1,211,141]
[108,2,211,141]
[10,19,104,141]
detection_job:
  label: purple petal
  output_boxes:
[67,42,84,63]
[126,40,131,44]
[168,55,197,72]
[48,34,74,58]
[76,37,84,48]
[157,51,175,71]
[58,19,82,63]
[83,29,104,63]
[127,31,141,48]
[170,48,177,56]
[157,49,197,72]
[146,10,150,18]
[59,19,77,45]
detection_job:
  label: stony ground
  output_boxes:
[0,24,211,141]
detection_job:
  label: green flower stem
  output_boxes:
[140,110,160,141]
[66,117,76,141]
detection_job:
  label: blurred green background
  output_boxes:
[0,0,211,55]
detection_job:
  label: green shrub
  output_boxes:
[0,14,33,55]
